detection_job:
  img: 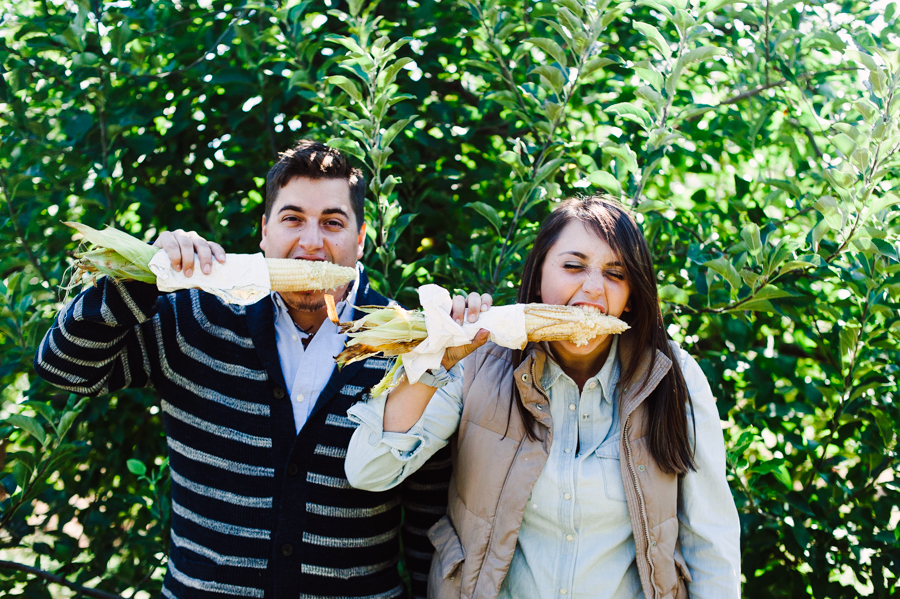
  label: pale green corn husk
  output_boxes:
[65,222,159,286]
[368,356,405,398]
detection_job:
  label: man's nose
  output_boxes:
[296,225,324,252]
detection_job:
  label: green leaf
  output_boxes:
[740,268,761,288]
[531,65,566,93]
[845,48,879,72]
[815,195,845,229]
[778,260,815,275]
[56,400,86,440]
[604,144,640,175]
[325,76,363,103]
[741,223,762,255]
[588,170,622,195]
[13,461,30,491]
[466,202,504,235]
[606,102,652,131]
[870,238,899,261]
[634,62,664,90]
[839,322,860,370]
[750,459,792,488]
[525,37,567,67]
[6,414,47,446]
[704,257,742,293]
[659,284,690,305]
[865,192,900,216]
[20,401,58,428]
[380,117,415,150]
[634,22,671,59]
[127,459,147,477]
[326,137,366,162]
[533,158,567,186]
[766,179,801,197]
[749,284,796,301]
[581,56,619,78]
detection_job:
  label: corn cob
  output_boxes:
[264,258,357,292]
[332,302,629,366]
[64,222,356,293]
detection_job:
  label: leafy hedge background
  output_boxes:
[1,0,899,596]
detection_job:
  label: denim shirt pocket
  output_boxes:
[595,436,627,503]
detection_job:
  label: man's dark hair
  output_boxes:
[264,140,366,229]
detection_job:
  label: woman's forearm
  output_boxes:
[383,378,442,432]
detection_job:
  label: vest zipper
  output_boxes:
[623,416,660,598]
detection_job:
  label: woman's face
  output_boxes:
[539,220,631,357]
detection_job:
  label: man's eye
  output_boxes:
[325,220,345,228]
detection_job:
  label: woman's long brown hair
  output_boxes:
[511,195,696,475]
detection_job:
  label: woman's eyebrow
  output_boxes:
[559,251,588,259]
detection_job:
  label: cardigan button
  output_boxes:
[281,543,293,556]
[273,387,285,399]
[287,463,299,476]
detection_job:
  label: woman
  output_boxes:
[345,196,741,599]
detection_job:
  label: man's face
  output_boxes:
[260,177,365,313]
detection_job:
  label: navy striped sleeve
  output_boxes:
[34,277,161,395]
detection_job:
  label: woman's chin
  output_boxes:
[550,336,609,359]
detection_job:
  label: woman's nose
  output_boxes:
[582,270,605,298]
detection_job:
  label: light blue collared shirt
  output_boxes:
[345,338,742,599]
[273,262,360,433]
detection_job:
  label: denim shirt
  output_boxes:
[346,339,741,599]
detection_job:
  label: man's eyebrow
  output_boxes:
[321,207,350,218]
[276,205,349,219]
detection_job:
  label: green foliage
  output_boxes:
[1,0,898,596]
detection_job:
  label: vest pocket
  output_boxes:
[595,436,627,503]
[427,515,466,580]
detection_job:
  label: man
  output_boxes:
[34,140,450,599]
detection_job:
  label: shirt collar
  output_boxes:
[541,336,621,403]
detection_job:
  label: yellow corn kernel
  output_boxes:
[265,259,357,292]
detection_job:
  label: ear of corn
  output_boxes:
[334,303,629,367]
[265,258,357,292]
[64,222,357,295]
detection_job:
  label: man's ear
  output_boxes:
[259,214,268,252]
[356,222,366,260]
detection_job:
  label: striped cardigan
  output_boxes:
[34,269,450,599]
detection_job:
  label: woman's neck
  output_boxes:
[549,335,613,392]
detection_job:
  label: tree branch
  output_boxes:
[684,67,860,123]
[0,168,51,285]
[0,559,125,599]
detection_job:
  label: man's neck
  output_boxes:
[283,280,354,336]
[288,306,328,337]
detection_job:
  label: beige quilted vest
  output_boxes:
[426,334,692,599]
